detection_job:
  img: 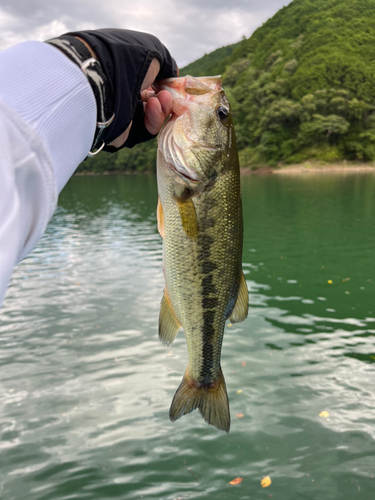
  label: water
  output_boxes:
[1,173,375,500]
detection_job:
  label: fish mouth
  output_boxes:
[153,75,222,95]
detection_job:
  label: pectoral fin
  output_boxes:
[157,197,165,239]
[230,271,248,323]
[175,195,199,240]
[159,288,181,346]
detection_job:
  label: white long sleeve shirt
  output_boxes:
[0,41,97,306]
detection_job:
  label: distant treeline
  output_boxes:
[79,0,375,173]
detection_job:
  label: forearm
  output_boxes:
[0,41,96,305]
[0,41,96,192]
[0,31,177,308]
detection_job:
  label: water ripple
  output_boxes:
[1,175,375,499]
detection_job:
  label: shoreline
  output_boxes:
[75,162,375,176]
[242,162,375,175]
[75,170,153,176]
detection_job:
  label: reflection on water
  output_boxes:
[1,173,375,500]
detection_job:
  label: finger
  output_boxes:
[156,90,173,116]
[109,90,172,147]
[141,89,156,102]
[141,58,161,92]
[144,92,172,135]
[144,97,163,135]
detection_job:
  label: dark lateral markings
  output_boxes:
[199,225,220,382]
[202,260,217,274]
[202,297,219,309]
[203,217,216,229]
[200,310,216,382]
[198,234,214,261]
[201,274,217,296]
[200,272,219,381]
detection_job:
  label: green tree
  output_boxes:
[80,0,375,172]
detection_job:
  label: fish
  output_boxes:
[155,75,248,432]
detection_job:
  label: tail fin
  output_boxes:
[169,366,230,432]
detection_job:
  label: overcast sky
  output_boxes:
[0,0,290,67]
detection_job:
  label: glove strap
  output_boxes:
[46,35,115,156]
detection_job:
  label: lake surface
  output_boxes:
[1,173,375,500]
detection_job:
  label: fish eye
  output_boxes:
[217,106,229,121]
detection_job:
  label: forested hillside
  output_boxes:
[180,41,240,78]
[79,0,375,173]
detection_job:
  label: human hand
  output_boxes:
[108,58,178,149]
[62,29,178,152]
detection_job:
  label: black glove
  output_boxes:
[49,29,178,152]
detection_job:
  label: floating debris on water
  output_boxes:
[261,476,272,488]
[319,411,330,418]
[229,477,243,485]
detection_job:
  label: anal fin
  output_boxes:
[159,288,181,346]
[230,271,248,324]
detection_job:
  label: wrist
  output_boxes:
[45,35,114,156]
[74,36,97,60]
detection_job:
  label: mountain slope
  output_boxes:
[80,0,375,173]
[222,0,375,165]
[180,41,240,77]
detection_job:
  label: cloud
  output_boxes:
[0,0,289,66]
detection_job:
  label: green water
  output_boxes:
[1,173,375,500]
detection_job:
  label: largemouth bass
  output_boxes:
[155,75,248,432]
